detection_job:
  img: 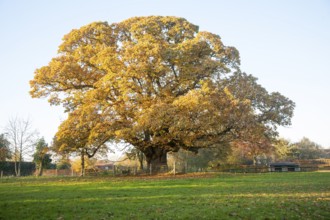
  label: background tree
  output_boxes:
[226,144,253,165]
[125,147,145,171]
[290,137,322,160]
[30,16,295,173]
[230,138,273,166]
[221,72,294,165]
[71,156,97,174]
[55,154,72,170]
[0,134,11,161]
[5,117,38,176]
[169,146,231,172]
[272,138,292,161]
[33,138,52,176]
[320,148,330,159]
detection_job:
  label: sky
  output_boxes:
[0,0,329,148]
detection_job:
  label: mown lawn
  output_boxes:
[0,172,329,220]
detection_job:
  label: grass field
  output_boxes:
[0,172,329,220]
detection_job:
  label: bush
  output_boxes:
[0,161,36,176]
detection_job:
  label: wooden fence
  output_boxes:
[38,169,80,177]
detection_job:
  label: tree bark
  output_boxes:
[137,151,144,171]
[18,163,21,177]
[144,147,168,174]
[38,162,43,176]
[14,146,18,176]
[19,143,23,177]
[81,149,85,176]
[138,158,144,171]
[14,160,18,176]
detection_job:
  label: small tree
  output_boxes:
[5,117,38,176]
[272,138,291,161]
[0,134,11,161]
[33,138,52,176]
[52,108,111,176]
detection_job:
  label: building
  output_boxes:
[269,162,300,172]
[95,162,114,171]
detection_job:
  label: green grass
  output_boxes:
[0,172,329,220]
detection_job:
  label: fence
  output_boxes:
[37,169,80,177]
[1,161,329,178]
[88,164,330,176]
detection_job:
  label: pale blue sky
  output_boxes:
[0,0,329,147]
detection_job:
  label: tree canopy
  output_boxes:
[30,16,295,171]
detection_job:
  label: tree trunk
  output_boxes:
[14,161,18,176]
[81,150,85,176]
[17,160,21,176]
[18,143,23,177]
[137,151,144,171]
[253,155,258,166]
[38,162,43,176]
[138,158,144,171]
[144,148,168,174]
[14,147,18,176]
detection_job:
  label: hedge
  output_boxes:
[0,161,36,176]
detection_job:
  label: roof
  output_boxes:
[270,162,299,167]
[95,163,114,167]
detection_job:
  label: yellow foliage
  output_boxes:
[30,16,294,165]
[71,156,97,173]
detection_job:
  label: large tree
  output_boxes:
[30,16,294,172]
